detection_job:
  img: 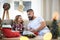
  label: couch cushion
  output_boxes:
[1,20,13,25]
[2,28,20,38]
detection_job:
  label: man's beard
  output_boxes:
[28,16,33,20]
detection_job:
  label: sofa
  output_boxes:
[0,20,60,40]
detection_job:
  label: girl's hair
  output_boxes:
[14,15,23,24]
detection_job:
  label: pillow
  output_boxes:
[2,28,20,38]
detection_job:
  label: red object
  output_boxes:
[34,32,38,36]
[2,28,20,38]
[0,28,1,30]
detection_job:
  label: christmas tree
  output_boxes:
[51,19,58,39]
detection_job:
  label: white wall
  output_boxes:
[1,0,59,20]
[31,0,43,17]
[52,0,59,20]
[43,0,60,20]
[0,0,42,20]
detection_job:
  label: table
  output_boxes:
[2,36,43,40]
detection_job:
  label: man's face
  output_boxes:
[27,11,34,20]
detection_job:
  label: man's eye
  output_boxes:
[28,14,30,15]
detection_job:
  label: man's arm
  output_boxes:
[36,21,46,32]
[31,21,46,32]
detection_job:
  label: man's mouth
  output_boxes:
[28,16,33,20]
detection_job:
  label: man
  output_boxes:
[27,9,51,36]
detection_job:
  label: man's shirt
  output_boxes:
[28,17,50,36]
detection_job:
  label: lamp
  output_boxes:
[17,0,24,12]
[18,5,24,12]
[2,3,10,20]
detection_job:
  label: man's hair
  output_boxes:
[27,9,33,12]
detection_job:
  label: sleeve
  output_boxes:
[27,25,30,30]
[38,17,44,22]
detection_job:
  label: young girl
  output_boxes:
[12,15,24,35]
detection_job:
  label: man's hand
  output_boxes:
[30,29,37,33]
[31,29,38,35]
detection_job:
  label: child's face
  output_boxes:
[18,16,23,23]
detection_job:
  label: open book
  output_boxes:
[23,31,36,38]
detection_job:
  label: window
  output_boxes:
[14,1,19,10]
[23,1,31,11]
[14,1,31,11]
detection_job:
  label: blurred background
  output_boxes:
[0,0,60,40]
[0,0,60,20]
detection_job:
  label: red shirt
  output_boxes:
[13,23,24,31]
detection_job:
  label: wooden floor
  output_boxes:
[0,37,60,40]
[0,38,59,40]
[0,39,58,40]
[0,38,58,40]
